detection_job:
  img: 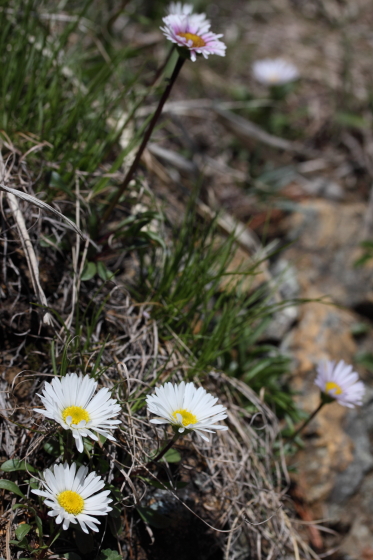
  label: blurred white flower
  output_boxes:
[252,58,299,85]
[146,381,228,441]
[34,373,121,453]
[314,359,365,408]
[167,2,194,15]
[32,463,112,533]
[161,13,226,62]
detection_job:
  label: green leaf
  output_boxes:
[108,504,121,519]
[49,171,67,189]
[163,448,181,463]
[334,111,367,130]
[107,504,123,536]
[0,479,26,498]
[81,262,97,281]
[16,524,31,541]
[139,230,166,251]
[29,478,39,490]
[97,261,114,281]
[97,261,108,281]
[355,351,373,371]
[83,438,94,453]
[35,515,43,537]
[1,459,37,473]
[43,439,60,456]
[98,549,122,560]
[136,506,171,529]
[97,457,109,475]
[9,538,28,549]
[74,529,95,554]
[106,485,123,502]
[354,253,373,268]
[108,513,122,538]
[360,240,373,249]
[63,553,82,560]
[350,322,370,336]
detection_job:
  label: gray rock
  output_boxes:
[284,200,373,309]
[264,259,299,341]
[297,175,344,201]
[329,400,373,503]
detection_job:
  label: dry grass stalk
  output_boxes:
[0,143,311,560]
[5,192,52,326]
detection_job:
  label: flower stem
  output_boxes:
[130,432,180,477]
[101,55,185,225]
[37,526,60,559]
[288,401,325,442]
[149,45,176,87]
[149,432,180,465]
[63,430,73,463]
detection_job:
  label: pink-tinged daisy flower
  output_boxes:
[252,58,299,85]
[167,2,194,15]
[161,14,226,62]
[146,381,228,441]
[314,359,365,408]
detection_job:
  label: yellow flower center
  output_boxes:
[177,32,206,48]
[268,72,280,83]
[62,405,90,425]
[57,490,84,515]
[172,409,198,427]
[325,381,343,396]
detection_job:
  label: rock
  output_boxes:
[329,416,373,504]
[341,517,373,560]
[264,259,300,341]
[285,296,360,503]
[283,200,373,310]
[285,294,358,373]
[297,175,344,201]
[283,197,373,556]
[290,397,355,503]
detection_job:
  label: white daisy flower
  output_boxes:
[167,2,194,15]
[314,359,365,408]
[161,13,226,62]
[252,58,299,86]
[32,462,112,533]
[34,373,121,453]
[146,381,228,441]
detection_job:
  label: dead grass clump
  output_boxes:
[0,142,309,559]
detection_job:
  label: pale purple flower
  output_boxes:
[314,359,365,408]
[167,2,194,15]
[252,58,299,85]
[146,381,228,441]
[161,13,226,62]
